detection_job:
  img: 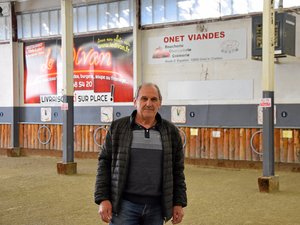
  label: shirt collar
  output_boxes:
[130,110,162,129]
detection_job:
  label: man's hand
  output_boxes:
[98,200,112,223]
[171,205,184,224]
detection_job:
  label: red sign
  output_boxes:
[24,32,133,104]
[259,98,272,107]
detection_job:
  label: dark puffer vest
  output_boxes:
[94,110,187,222]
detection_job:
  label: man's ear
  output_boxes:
[133,98,137,108]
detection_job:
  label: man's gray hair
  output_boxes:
[135,83,162,101]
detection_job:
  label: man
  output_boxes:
[94,83,187,225]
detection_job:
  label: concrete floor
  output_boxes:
[1,156,300,225]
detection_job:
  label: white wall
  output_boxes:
[0,43,13,107]
[142,15,300,105]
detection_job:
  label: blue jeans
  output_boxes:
[110,200,164,225]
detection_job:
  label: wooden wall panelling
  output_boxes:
[189,128,196,159]
[8,124,11,148]
[200,128,205,158]
[23,124,28,148]
[30,124,34,148]
[46,125,51,150]
[209,128,217,159]
[1,125,5,148]
[0,124,11,148]
[37,125,43,149]
[287,130,294,163]
[92,126,98,152]
[223,128,229,160]
[89,125,94,152]
[26,124,30,148]
[294,130,300,162]
[0,125,4,148]
[258,130,263,161]
[84,126,89,152]
[239,128,246,160]
[0,125,3,148]
[184,127,190,158]
[195,128,201,159]
[75,125,82,152]
[245,129,252,161]
[4,125,7,148]
[57,125,62,150]
[93,126,100,152]
[229,129,235,160]
[204,128,210,159]
[12,124,300,164]
[101,126,108,146]
[234,129,240,160]
[53,125,58,150]
[19,124,24,148]
[274,128,280,162]
[37,125,42,150]
[251,128,259,161]
[80,126,85,152]
[42,125,49,150]
[33,124,38,149]
[3,124,7,148]
[93,126,98,152]
[281,130,288,162]
[218,128,224,160]
[50,125,56,150]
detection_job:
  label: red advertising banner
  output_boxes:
[24,41,59,103]
[24,32,133,104]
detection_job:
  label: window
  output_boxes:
[22,14,31,38]
[108,2,119,29]
[41,11,50,36]
[88,5,98,31]
[140,0,300,25]
[119,1,130,27]
[0,16,8,41]
[50,10,59,35]
[31,13,40,37]
[98,4,108,30]
[77,6,88,33]
[16,0,133,40]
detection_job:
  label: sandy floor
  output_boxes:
[1,156,300,225]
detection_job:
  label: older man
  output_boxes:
[94,83,187,225]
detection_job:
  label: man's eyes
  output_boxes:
[140,97,158,102]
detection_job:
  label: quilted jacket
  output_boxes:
[94,110,187,222]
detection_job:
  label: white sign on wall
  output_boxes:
[40,91,112,106]
[171,106,186,124]
[101,107,113,123]
[148,28,247,64]
[41,108,51,122]
[257,105,276,125]
[168,80,253,100]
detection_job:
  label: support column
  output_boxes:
[57,0,76,175]
[258,0,279,192]
[6,2,20,157]
[133,0,142,88]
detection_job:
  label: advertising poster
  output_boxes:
[24,32,133,104]
[148,28,247,64]
[24,40,60,104]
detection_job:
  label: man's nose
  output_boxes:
[146,99,152,105]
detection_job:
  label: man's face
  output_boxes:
[134,85,161,121]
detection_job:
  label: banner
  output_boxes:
[148,28,246,64]
[24,41,59,104]
[24,32,133,104]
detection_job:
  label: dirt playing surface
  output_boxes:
[1,156,300,225]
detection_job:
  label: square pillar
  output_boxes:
[258,175,279,193]
[57,162,77,175]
